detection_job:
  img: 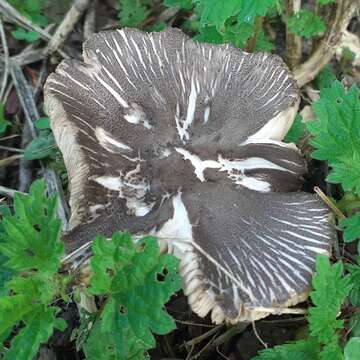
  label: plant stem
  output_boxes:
[246,16,263,52]
[285,0,302,69]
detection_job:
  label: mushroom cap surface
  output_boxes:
[44,28,333,323]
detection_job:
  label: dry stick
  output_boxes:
[0,15,9,101]
[314,186,346,220]
[84,0,97,40]
[44,0,91,56]
[285,0,302,69]
[0,185,26,197]
[294,0,359,87]
[18,121,33,192]
[0,1,68,59]
[9,62,70,228]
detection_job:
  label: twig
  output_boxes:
[0,154,22,167]
[294,0,359,87]
[285,0,302,69]
[9,61,70,228]
[0,1,69,59]
[0,185,26,197]
[252,320,267,349]
[84,0,96,40]
[0,145,24,153]
[44,0,91,56]
[0,15,9,101]
[18,120,33,192]
[182,325,223,348]
[314,186,346,220]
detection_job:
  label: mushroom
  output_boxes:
[44,28,334,324]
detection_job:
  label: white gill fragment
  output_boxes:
[95,127,132,153]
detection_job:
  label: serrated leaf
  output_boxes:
[347,259,360,306]
[340,213,360,242]
[0,179,63,273]
[308,256,352,357]
[119,0,149,27]
[84,232,182,359]
[285,114,306,143]
[287,10,326,39]
[307,81,360,195]
[4,308,66,360]
[344,337,360,360]
[252,339,319,360]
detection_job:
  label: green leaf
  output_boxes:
[84,232,182,359]
[197,0,243,31]
[0,179,63,273]
[0,104,10,135]
[35,117,51,130]
[0,179,68,358]
[253,30,274,52]
[308,255,352,357]
[285,114,306,143]
[318,0,336,5]
[340,213,360,242]
[119,0,149,27]
[287,10,326,39]
[237,0,277,25]
[11,28,40,42]
[344,337,360,360]
[24,130,55,160]
[315,65,337,90]
[347,259,360,306]
[307,81,360,195]
[4,308,66,360]
[252,339,319,360]
[164,0,193,10]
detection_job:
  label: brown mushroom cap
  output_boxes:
[44,28,333,323]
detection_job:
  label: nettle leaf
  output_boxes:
[0,179,63,273]
[119,0,150,27]
[287,10,326,39]
[307,81,360,195]
[254,30,274,52]
[84,232,182,359]
[308,256,352,356]
[285,114,306,143]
